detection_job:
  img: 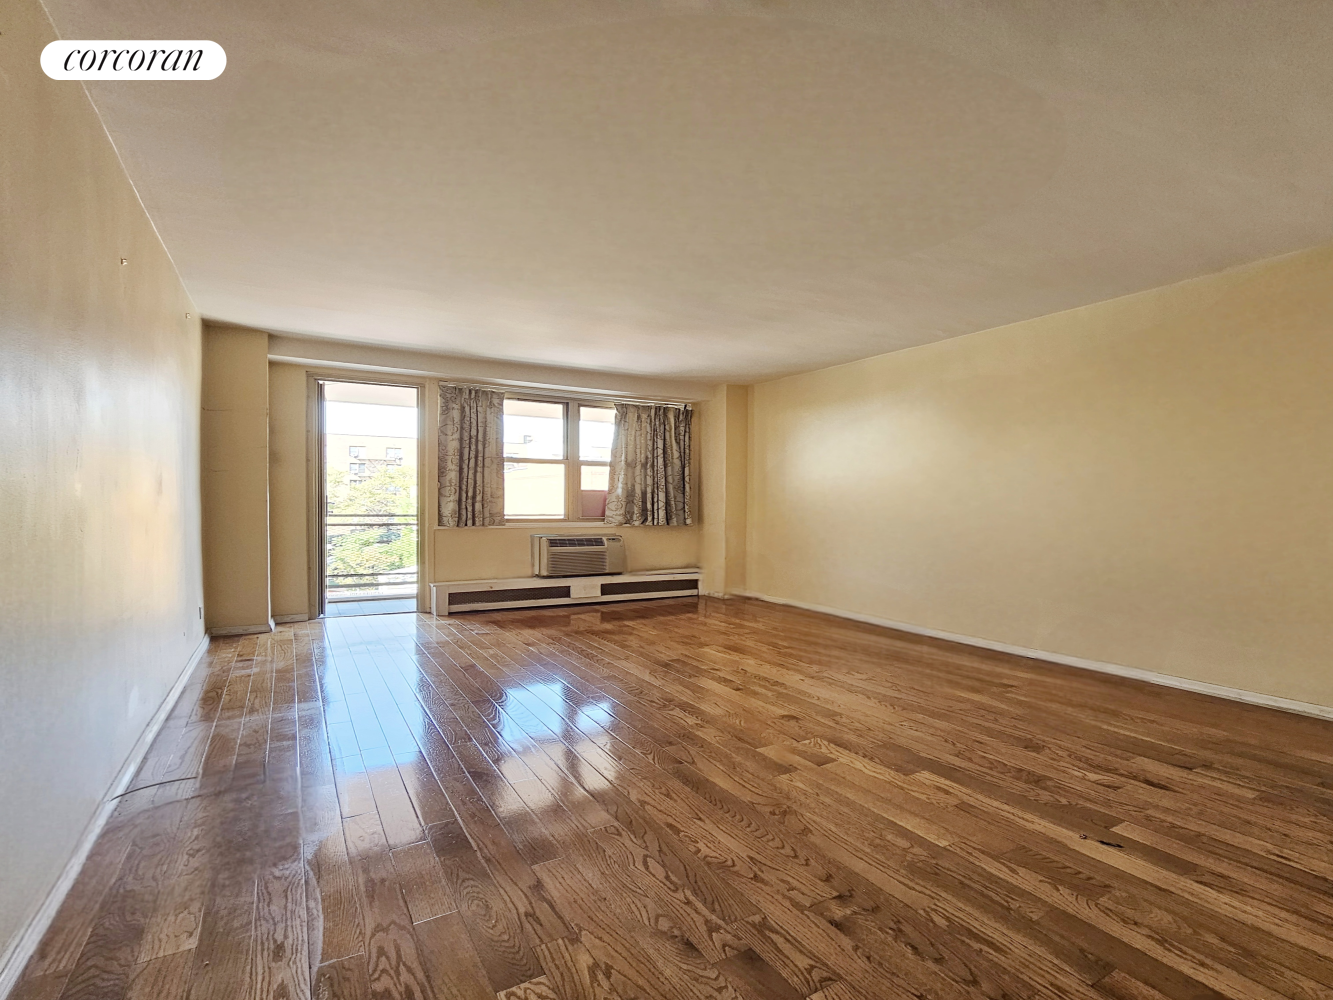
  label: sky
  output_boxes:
[325,401,418,438]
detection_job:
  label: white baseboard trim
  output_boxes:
[736,591,1333,723]
[272,614,308,624]
[0,635,210,999]
[208,620,274,636]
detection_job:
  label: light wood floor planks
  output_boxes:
[13,597,1333,1000]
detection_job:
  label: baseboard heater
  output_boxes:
[430,569,700,616]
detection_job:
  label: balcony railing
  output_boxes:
[325,512,417,600]
[326,568,417,597]
[325,512,416,526]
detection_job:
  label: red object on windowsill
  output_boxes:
[580,490,607,519]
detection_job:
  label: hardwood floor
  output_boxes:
[324,599,418,618]
[14,597,1333,1000]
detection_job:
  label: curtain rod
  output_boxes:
[437,378,693,408]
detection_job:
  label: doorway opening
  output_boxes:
[319,380,420,617]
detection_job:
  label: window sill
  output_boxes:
[503,519,606,526]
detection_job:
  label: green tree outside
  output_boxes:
[326,464,417,591]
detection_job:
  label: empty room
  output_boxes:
[3,2,1333,999]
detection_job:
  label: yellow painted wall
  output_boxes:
[0,0,204,963]
[699,385,749,596]
[268,362,311,620]
[435,523,700,582]
[201,324,272,631]
[748,243,1333,709]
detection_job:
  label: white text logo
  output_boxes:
[41,40,226,80]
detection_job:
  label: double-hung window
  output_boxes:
[503,398,614,520]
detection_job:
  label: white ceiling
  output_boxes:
[46,1,1333,381]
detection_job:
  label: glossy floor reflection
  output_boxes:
[16,598,1333,1000]
[323,599,418,617]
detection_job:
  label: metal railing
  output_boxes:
[326,568,417,596]
[325,512,418,600]
[325,512,417,527]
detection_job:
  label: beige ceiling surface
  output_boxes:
[42,1,1333,380]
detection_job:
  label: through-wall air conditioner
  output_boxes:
[532,534,626,577]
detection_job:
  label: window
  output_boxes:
[578,405,614,517]
[348,445,365,458]
[503,398,615,520]
[384,447,402,461]
[349,462,367,476]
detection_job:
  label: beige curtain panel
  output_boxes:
[605,402,692,526]
[438,383,506,527]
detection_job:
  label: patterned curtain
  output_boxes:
[605,402,692,526]
[438,383,505,527]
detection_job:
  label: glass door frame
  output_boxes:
[308,374,426,618]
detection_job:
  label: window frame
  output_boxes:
[502,395,614,523]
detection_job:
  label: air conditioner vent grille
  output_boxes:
[548,537,606,548]
[548,550,609,576]
[533,533,625,577]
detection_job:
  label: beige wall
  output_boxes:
[202,325,272,632]
[699,385,749,596]
[0,0,204,967]
[435,524,700,582]
[269,362,311,619]
[749,243,1333,709]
